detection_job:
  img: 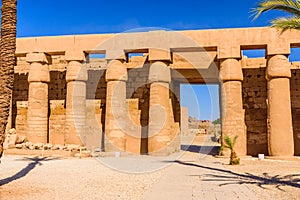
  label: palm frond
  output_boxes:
[252,0,300,20]
[271,16,300,31]
[232,135,238,147]
[223,135,239,150]
[224,136,232,149]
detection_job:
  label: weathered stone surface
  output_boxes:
[67,144,81,151]
[148,48,171,62]
[105,60,127,81]
[242,68,268,156]
[65,60,87,146]
[266,55,291,79]
[180,107,189,135]
[3,129,28,150]
[26,52,49,64]
[27,82,49,143]
[49,100,65,145]
[8,128,16,135]
[66,60,88,82]
[74,150,91,158]
[34,143,44,150]
[16,144,23,149]
[220,58,246,156]
[7,27,300,157]
[219,59,243,82]
[148,61,178,155]
[267,77,294,156]
[148,61,171,83]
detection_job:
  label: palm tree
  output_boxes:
[252,0,300,31]
[0,0,17,162]
[223,135,240,165]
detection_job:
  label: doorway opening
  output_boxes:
[179,83,221,155]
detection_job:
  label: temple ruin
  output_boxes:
[7,27,300,156]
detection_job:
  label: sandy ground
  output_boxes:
[223,157,300,200]
[0,135,299,200]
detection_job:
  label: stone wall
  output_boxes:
[180,107,188,135]
[170,80,181,123]
[12,73,29,137]
[15,101,28,137]
[49,71,66,100]
[86,69,106,133]
[291,69,300,155]
[49,100,65,145]
[127,65,150,154]
[242,68,268,156]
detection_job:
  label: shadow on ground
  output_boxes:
[181,145,220,155]
[0,157,59,186]
[167,160,300,191]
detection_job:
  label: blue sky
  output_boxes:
[17,0,280,37]
[15,1,293,120]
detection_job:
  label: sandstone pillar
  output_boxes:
[26,53,50,143]
[104,59,128,152]
[65,52,87,145]
[266,54,294,156]
[148,61,173,155]
[220,58,246,156]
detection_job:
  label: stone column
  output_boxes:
[104,59,128,152]
[219,58,246,156]
[266,54,294,156]
[65,51,87,145]
[148,61,173,155]
[26,53,50,143]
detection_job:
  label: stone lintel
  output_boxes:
[26,52,50,64]
[65,51,86,62]
[148,48,172,62]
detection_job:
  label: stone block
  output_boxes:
[148,48,171,62]
[65,51,85,61]
[26,52,49,64]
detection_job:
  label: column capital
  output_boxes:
[219,58,243,82]
[27,53,50,83]
[26,52,49,64]
[266,54,291,80]
[148,61,171,83]
[66,60,88,82]
[105,59,128,82]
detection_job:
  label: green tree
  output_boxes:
[223,135,240,165]
[252,0,300,31]
[212,118,221,125]
[0,0,17,162]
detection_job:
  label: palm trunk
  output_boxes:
[229,150,240,165]
[0,0,17,161]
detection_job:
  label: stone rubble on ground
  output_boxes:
[3,128,28,149]
[3,128,91,157]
